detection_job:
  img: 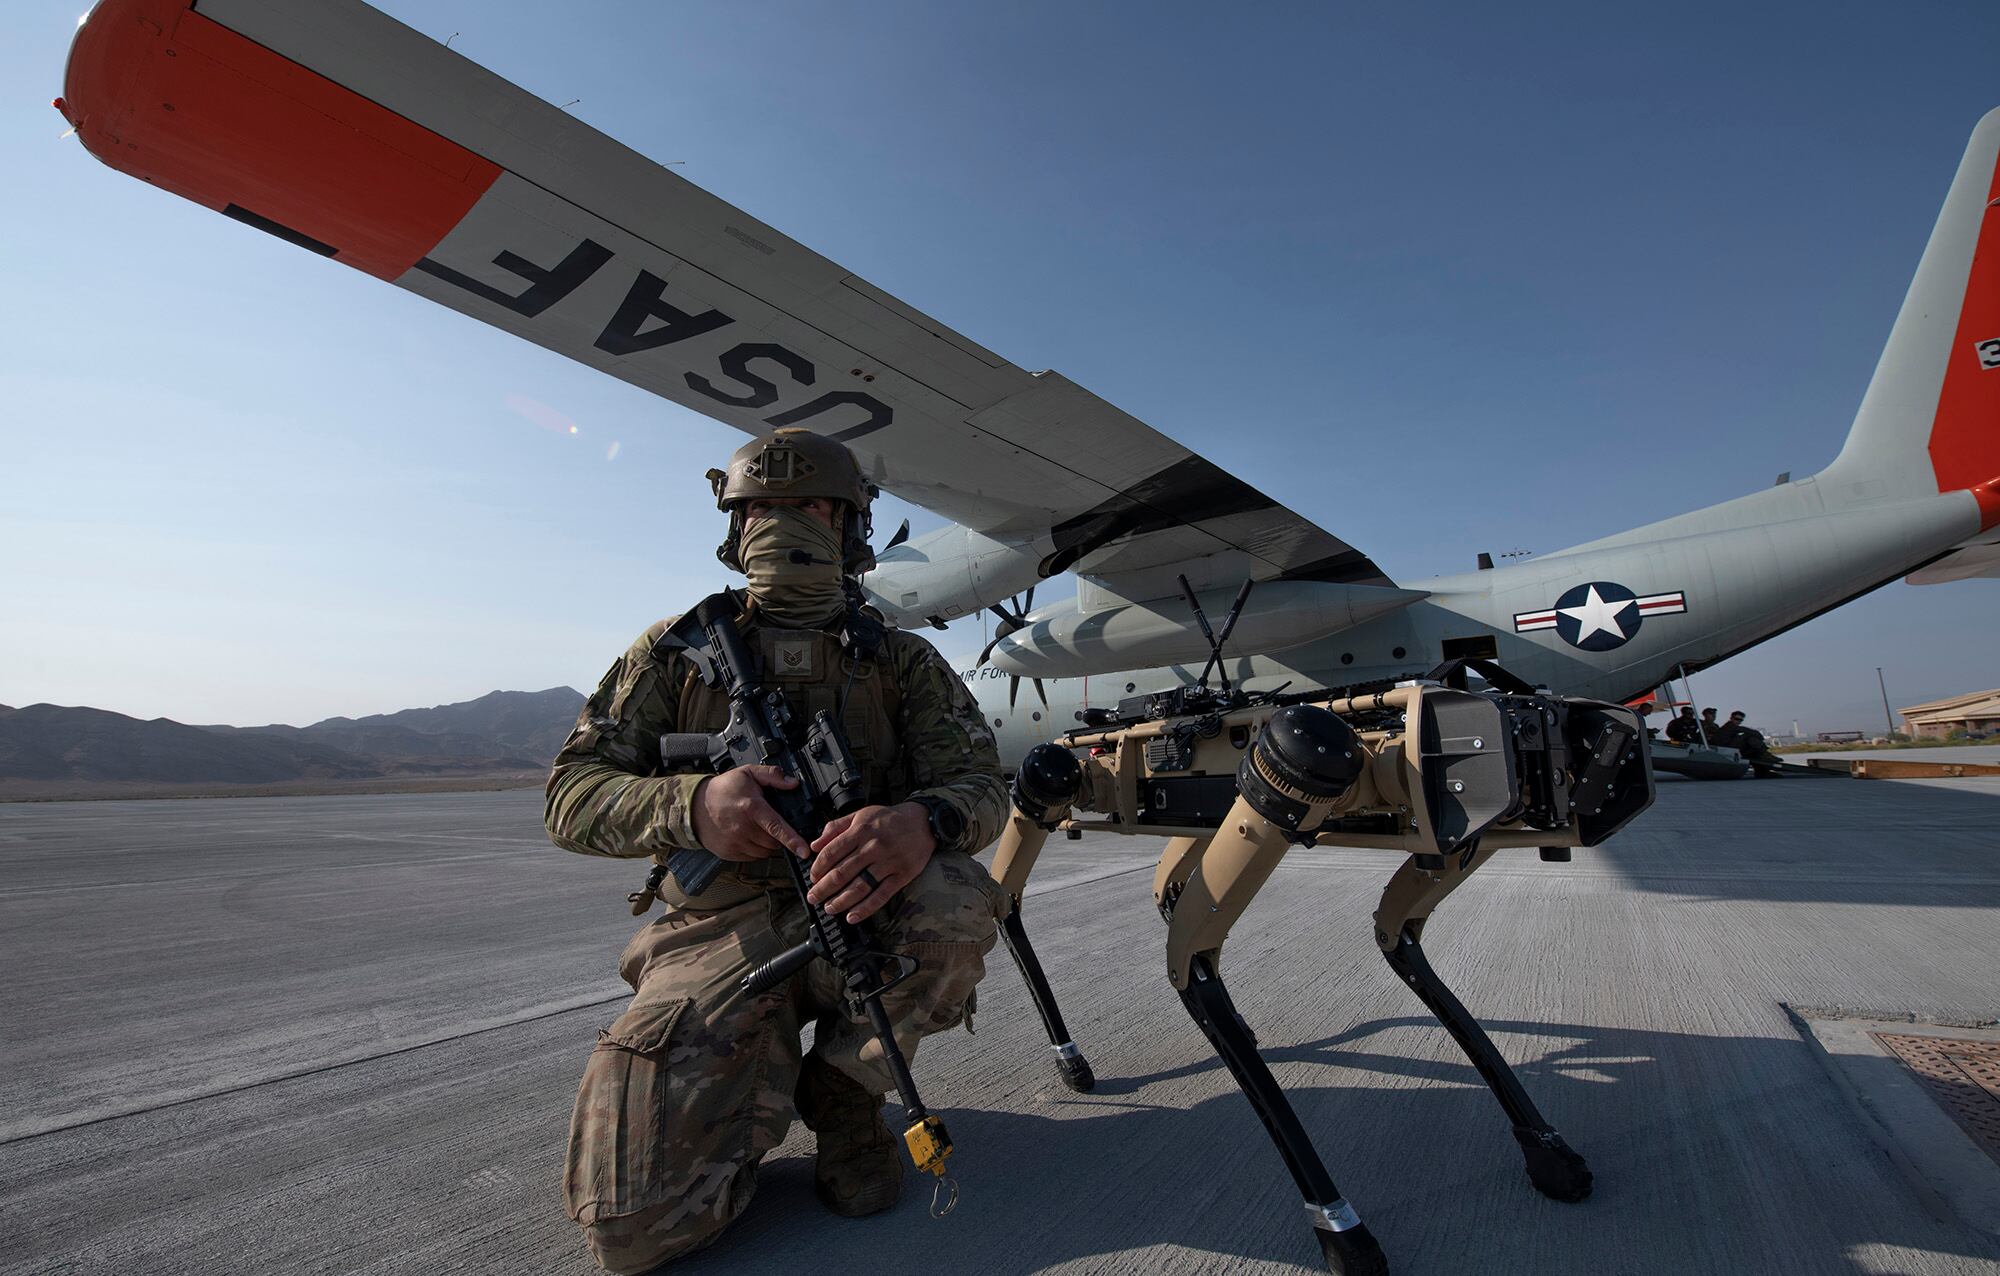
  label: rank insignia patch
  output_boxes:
[770,636,815,677]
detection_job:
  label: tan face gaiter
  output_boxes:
[738,505,847,627]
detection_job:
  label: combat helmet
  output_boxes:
[708,428,880,573]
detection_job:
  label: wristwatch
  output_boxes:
[911,794,966,853]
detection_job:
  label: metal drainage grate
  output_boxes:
[1872,1032,2000,1165]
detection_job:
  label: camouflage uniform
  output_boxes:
[547,605,1007,1274]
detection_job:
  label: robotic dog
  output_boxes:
[989,584,1653,1275]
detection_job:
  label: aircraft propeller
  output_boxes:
[976,588,1048,709]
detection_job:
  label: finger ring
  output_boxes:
[859,867,881,890]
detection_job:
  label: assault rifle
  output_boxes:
[654,592,957,1201]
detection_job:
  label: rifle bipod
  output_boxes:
[1179,954,1388,1276]
[1379,927,1592,1203]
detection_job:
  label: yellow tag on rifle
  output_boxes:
[905,1115,957,1216]
[904,1115,952,1176]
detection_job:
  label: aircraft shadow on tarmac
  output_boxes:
[676,1015,2000,1276]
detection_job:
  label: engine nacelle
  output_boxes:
[988,580,1428,678]
[860,524,1052,629]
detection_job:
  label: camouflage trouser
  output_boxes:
[564,850,1005,1274]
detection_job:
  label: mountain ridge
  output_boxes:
[0,688,586,789]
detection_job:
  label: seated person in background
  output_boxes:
[1664,708,1700,744]
[1720,710,1779,768]
[1699,707,1722,741]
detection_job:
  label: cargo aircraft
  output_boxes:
[56,0,2000,765]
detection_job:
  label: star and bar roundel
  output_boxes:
[1513,581,1687,651]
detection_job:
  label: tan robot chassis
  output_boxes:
[986,658,1653,1276]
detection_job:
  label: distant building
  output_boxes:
[1897,689,2000,739]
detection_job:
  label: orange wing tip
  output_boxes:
[60,0,498,281]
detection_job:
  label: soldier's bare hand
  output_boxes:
[806,802,934,923]
[692,766,812,861]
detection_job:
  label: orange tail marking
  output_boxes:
[1929,151,2000,509]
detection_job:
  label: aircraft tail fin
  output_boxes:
[1824,107,2000,528]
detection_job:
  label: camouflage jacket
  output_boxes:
[545,601,1006,861]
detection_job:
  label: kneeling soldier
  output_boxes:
[546,429,1007,1273]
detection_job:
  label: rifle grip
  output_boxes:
[659,733,716,767]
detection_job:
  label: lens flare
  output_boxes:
[504,392,581,437]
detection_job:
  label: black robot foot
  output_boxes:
[1055,1050,1096,1092]
[1315,1222,1389,1276]
[1514,1126,1593,1202]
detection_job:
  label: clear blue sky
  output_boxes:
[3,0,1995,733]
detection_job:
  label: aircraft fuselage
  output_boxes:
[969,482,1983,766]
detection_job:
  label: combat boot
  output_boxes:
[795,1053,903,1217]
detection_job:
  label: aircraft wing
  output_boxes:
[59,0,1391,590]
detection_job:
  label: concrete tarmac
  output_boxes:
[2,777,1998,1275]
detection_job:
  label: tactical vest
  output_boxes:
[644,622,904,908]
[674,622,904,799]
